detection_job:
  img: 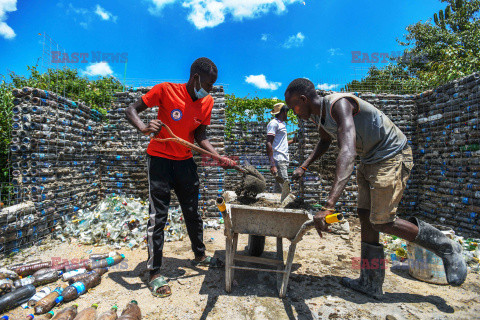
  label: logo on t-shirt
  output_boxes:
[171,109,183,121]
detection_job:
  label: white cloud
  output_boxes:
[148,0,302,29]
[261,33,268,41]
[328,48,343,56]
[0,0,17,40]
[148,0,177,14]
[245,74,281,90]
[283,32,304,48]
[317,83,338,90]
[82,62,114,77]
[183,0,225,29]
[95,5,117,22]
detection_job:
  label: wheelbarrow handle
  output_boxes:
[291,219,315,244]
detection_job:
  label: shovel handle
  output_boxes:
[150,124,243,171]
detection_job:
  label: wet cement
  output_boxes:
[234,165,266,197]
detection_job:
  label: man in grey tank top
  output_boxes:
[284,78,466,299]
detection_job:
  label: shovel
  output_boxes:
[273,173,291,203]
[150,123,266,195]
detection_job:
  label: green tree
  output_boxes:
[225,94,297,138]
[346,0,480,92]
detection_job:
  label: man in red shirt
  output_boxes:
[126,58,232,297]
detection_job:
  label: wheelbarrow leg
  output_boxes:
[225,236,233,293]
[231,233,238,282]
[279,243,296,298]
[276,237,284,293]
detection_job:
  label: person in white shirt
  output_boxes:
[266,103,295,192]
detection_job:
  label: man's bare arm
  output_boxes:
[301,127,332,168]
[324,98,357,209]
[266,135,276,167]
[125,98,163,135]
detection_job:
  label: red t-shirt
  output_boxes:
[142,82,213,160]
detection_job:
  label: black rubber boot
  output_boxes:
[409,217,467,286]
[341,242,385,299]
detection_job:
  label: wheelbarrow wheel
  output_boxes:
[247,235,265,257]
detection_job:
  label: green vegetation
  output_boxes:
[225,94,297,138]
[9,66,123,114]
[345,0,480,93]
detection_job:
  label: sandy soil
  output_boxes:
[2,218,480,320]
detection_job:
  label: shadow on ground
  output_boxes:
[195,249,455,320]
[107,248,454,320]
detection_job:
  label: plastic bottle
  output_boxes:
[14,276,35,288]
[0,278,14,294]
[10,262,52,277]
[33,270,62,286]
[51,304,78,320]
[118,301,141,320]
[33,268,57,278]
[97,305,118,320]
[34,286,66,315]
[90,255,124,269]
[28,286,52,307]
[0,268,19,280]
[72,303,98,320]
[56,272,101,303]
[62,269,87,282]
[68,268,108,285]
[89,252,120,260]
[0,284,36,313]
[35,311,54,319]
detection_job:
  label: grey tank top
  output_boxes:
[312,93,407,164]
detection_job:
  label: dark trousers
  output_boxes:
[146,155,205,276]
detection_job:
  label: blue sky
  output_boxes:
[0,0,444,98]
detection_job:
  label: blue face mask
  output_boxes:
[195,76,209,99]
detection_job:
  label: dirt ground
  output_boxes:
[2,218,480,320]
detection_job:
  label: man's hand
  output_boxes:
[270,165,278,176]
[219,156,236,169]
[313,210,330,238]
[142,119,164,136]
[292,167,306,180]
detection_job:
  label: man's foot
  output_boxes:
[148,274,171,297]
[191,255,224,268]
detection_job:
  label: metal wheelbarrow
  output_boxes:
[217,197,314,298]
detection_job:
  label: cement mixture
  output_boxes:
[235,165,266,198]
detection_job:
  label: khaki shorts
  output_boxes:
[357,146,413,224]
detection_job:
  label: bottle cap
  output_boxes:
[131,300,138,304]
[112,305,118,310]
[55,296,63,303]
[92,303,99,308]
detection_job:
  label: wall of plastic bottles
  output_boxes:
[3,72,480,256]
[413,73,480,234]
[4,87,103,254]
